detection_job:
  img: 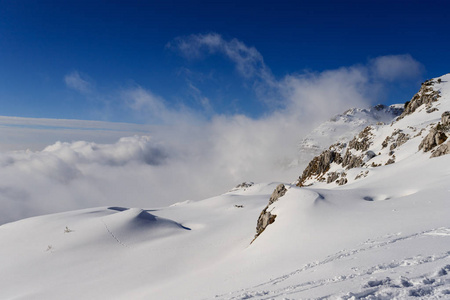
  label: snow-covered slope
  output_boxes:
[0,75,449,299]
[297,75,450,188]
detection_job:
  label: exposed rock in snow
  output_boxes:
[230,181,255,192]
[268,183,287,205]
[297,75,450,187]
[431,141,450,158]
[348,126,374,151]
[399,79,441,118]
[297,149,337,186]
[327,171,340,183]
[419,111,450,153]
[297,104,403,168]
[254,184,287,240]
[442,111,450,126]
[419,127,447,152]
[383,129,410,150]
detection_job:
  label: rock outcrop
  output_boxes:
[398,79,441,119]
[230,182,254,192]
[253,184,287,241]
[295,76,450,188]
[348,126,373,151]
[431,141,450,158]
[442,111,450,126]
[297,149,340,186]
[419,111,450,154]
[419,128,447,152]
[383,130,411,150]
[297,137,370,186]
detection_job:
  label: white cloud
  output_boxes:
[121,85,203,125]
[168,33,274,83]
[0,136,172,224]
[64,71,93,94]
[279,66,371,122]
[1,36,426,226]
[370,54,423,82]
[123,86,167,113]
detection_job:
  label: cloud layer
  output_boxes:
[0,34,425,225]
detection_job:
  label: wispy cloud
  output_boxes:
[186,81,214,115]
[120,85,203,125]
[168,33,274,83]
[169,34,424,114]
[123,85,167,114]
[64,71,93,94]
[370,54,423,82]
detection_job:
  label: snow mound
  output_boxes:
[101,207,190,245]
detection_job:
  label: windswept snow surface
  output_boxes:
[0,75,450,299]
[0,157,449,299]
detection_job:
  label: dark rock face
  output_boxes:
[268,183,287,206]
[382,129,410,150]
[342,150,364,169]
[419,112,450,153]
[296,132,373,187]
[297,150,339,186]
[254,184,287,241]
[431,141,450,158]
[398,79,441,119]
[336,177,348,185]
[385,157,396,165]
[442,111,450,126]
[229,182,255,193]
[348,126,373,151]
[327,171,340,184]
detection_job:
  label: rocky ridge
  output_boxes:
[254,74,450,240]
[296,75,450,187]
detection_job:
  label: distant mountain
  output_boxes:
[297,103,404,168]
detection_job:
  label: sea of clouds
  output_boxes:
[0,34,424,224]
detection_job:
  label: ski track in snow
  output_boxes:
[219,227,450,299]
[100,219,129,248]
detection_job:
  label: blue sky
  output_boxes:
[1,0,449,123]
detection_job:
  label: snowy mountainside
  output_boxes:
[297,75,450,187]
[0,75,449,299]
[297,104,403,167]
